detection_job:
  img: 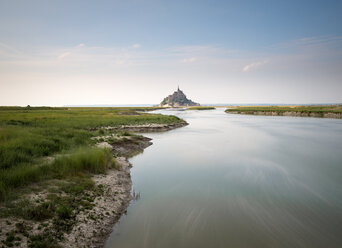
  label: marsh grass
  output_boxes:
[225,105,342,114]
[0,107,181,168]
[0,107,177,130]
[0,107,182,169]
[0,107,182,200]
[187,106,216,110]
[0,147,113,201]
[0,127,92,169]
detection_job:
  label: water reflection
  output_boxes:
[105,109,342,248]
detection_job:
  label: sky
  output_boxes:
[0,0,341,106]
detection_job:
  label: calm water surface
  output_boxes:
[105,109,342,248]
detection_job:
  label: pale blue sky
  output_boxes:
[0,0,341,105]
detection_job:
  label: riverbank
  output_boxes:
[225,105,342,119]
[61,136,154,248]
[0,123,186,248]
[0,107,187,247]
[92,122,188,133]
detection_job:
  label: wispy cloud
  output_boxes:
[296,36,342,45]
[182,57,197,63]
[132,43,141,49]
[273,35,342,50]
[0,42,21,55]
[58,52,71,59]
[169,45,228,58]
[1,35,340,78]
[243,60,268,72]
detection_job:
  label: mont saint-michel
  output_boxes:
[158,87,200,107]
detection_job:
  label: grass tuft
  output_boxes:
[0,148,113,201]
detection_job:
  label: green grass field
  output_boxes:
[187,106,216,110]
[225,105,342,114]
[0,106,181,201]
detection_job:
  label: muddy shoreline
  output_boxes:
[227,111,342,119]
[92,121,188,133]
[63,123,187,247]
[62,137,153,248]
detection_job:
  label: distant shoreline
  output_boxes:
[226,111,342,119]
[225,105,342,119]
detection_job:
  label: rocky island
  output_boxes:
[158,87,200,107]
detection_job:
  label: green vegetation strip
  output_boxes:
[187,107,216,110]
[0,107,179,129]
[225,105,342,114]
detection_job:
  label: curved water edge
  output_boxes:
[105,109,342,248]
[60,123,187,247]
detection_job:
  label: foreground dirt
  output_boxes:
[61,157,135,248]
[61,137,153,248]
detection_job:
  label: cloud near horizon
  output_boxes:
[243,60,268,72]
[132,44,141,49]
[182,57,197,63]
[58,52,71,59]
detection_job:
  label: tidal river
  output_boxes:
[105,108,342,248]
